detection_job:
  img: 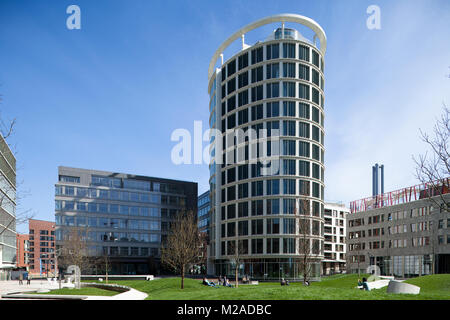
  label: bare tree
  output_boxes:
[413,105,450,212]
[297,187,312,285]
[161,210,202,289]
[413,105,449,274]
[57,226,94,274]
[95,251,111,284]
[228,239,246,288]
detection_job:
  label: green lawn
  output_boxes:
[101,274,450,300]
[33,286,118,296]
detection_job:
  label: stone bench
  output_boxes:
[250,281,259,285]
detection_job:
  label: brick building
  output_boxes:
[16,233,30,269]
[28,219,56,276]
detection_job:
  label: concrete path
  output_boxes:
[0,280,148,300]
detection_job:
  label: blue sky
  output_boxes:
[0,0,449,233]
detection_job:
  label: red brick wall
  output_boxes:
[16,234,29,268]
[28,219,57,276]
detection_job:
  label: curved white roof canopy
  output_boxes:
[208,13,327,82]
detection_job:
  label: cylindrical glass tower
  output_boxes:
[208,14,327,281]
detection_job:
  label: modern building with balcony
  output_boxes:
[322,202,348,275]
[347,179,450,277]
[55,166,197,275]
[208,14,327,280]
[0,134,16,280]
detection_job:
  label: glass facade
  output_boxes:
[55,167,197,275]
[208,24,325,280]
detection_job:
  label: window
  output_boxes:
[59,175,80,183]
[283,218,296,234]
[283,159,296,175]
[267,102,279,118]
[267,238,280,253]
[283,199,295,214]
[251,47,263,64]
[312,144,320,161]
[312,51,320,68]
[251,219,264,235]
[283,179,296,195]
[267,218,280,234]
[283,43,296,58]
[299,160,310,176]
[251,66,263,83]
[251,104,263,121]
[283,238,296,253]
[283,82,295,97]
[252,200,263,216]
[299,122,310,138]
[266,63,280,79]
[299,83,310,100]
[252,238,263,254]
[238,90,248,107]
[312,69,320,86]
[283,140,296,156]
[227,60,236,77]
[299,141,310,157]
[251,85,263,102]
[238,53,248,70]
[312,107,320,124]
[266,82,279,98]
[227,222,236,237]
[312,125,320,142]
[283,62,295,78]
[238,201,249,218]
[298,64,309,81]
[238,72,248,88]
[238,109,248,125]
[267,199,280,215]
[299,103,310,119]
[266,44,279,60]
[251,181,263,196]
[299,45,310,62]
[312,87,320,105]
[238,220,248,235]
[267,179,280,195]
[283,121,296,136]
[238,183,248,199]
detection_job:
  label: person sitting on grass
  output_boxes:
[362,277,370,291]
[281,278,286,286]
[357,279,363,289]
[224,278,233,288]
[202,277,216,287]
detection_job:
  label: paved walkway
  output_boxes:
[0,280,148,300]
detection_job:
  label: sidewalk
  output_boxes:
[0,280,148,300]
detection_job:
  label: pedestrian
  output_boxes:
[18,273,23,285]
[27,273,31,285]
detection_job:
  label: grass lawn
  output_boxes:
[32,286,118,296]
[100,274,450,300]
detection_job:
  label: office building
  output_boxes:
[27,219,56,276]
[0,134,16,280]
[347,179,450,277]
[208,14,327,280]
[198,191,211,238]
[322,202,348,275]
[55,166,197,275]
[16,233,30,270]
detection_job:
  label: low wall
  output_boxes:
[81,282,131,293]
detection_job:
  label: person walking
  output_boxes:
[18,273,23,285]
[26,273,31,285]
